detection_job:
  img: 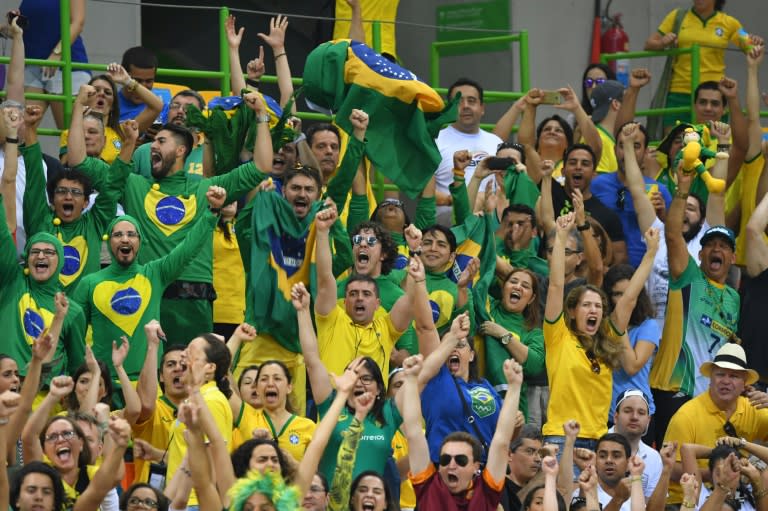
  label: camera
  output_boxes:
[6,12,29,30]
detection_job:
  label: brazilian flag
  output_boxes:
[303,39,457,198]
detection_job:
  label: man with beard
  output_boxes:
[499,424,542,511]
[0,194,87,380]
[69,92,270,345]
[132,320,188,484]
[71,186,227,381]
[591,123,671,267]
[545,144,627,264]
[132,89,208,180]
[649,165,740,447]
[22,90,132,293]
[314,204,430,376]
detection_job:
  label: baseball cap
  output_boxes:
[615,389,650,413]
[590,80,625,123]
[700,225,736,250]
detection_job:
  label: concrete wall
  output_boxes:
[20,0,768,154]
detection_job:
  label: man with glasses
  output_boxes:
[499,424,543,511]
[662,343,768,505]
[314,203,431,377]
[132,89,208,180]
[21,102,135,292]
[591,123,672,267]
[71,186,226,381]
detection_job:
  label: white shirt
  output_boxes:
[434,125,503,195]
[0,149,47,256]
[607,426,662,499]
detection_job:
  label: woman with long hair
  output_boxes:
[542,213,658,454]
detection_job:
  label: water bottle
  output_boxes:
[615,58,630,88]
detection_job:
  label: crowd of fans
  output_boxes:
[1,1,768,511]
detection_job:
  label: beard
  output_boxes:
[151,151,176,180]
[683,218,704,243]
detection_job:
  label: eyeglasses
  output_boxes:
[545,247,582,256]
[128,497,159,509]
[724,421,738,437]
[379,198,404,209]
[169,102,186,111]
[616,188,626,211]
[44,430,76,443]
[352,235,378,246]
[111,231,140,239]
[309,485,326,494]
[54,186,85,197]
[584,77,607,89]
[29,248,57,257]
[585,350,601,374]
[439,453,470,467]
[455,340,469,349]
[358,374,375,385]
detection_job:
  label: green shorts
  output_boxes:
[663,92,692,128]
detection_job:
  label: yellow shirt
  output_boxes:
[392,429,416,509]
[59,126,123,164]
[664,391,768,503]
[658,9,744,94]
[232,403,316,461]
[166,381,232,506]
[316,303,404,380]
[592,125,618,173]
[542,314,619,439]
[724,153,767,265]
[332,0,400,58]
[212,222,246,324]
[132,395,177,484]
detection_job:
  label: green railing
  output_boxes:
[600,45,701,122]
[2,1,535,199]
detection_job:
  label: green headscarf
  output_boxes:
[104,215,143,269]
[23,232,64,302]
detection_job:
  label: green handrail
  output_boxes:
[600,45,701,123]
[429,31,530,92]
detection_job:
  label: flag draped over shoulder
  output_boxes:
[448,213,498,322]
[303,39,458,199]
[247,192,322,353]
[503,170,540,210]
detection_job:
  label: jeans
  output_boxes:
[542,435,598,478]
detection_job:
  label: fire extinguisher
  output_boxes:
[601,13,630,86]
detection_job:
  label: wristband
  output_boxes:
[630,476,642,483]
[274,52,287,60]
[716,483,733,497]
[674,190,689,200]
[717,143,731,151]
[577,222,591,231]
[452,167,465,181]
[681,500,696,508]
[245,78,260,88]
[4,136,19,144]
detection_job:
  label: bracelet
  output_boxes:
[717,144,731,151]
[681,500,696,508]
[4,137,19,144]
[124,79,138,93]
[630,476,642,483]
[274,52,287,60]
[755,488,768,500]
[245,78,260,88]
[577,222,591,231]
[674,190,689,200]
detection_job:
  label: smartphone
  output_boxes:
[6,12,28,30]
[148,462,167,490]
[540,90,562,105]
[484,157,516,171]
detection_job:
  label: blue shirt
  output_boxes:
[117,88,172,124]
[591,172,672,267]
[422,365,501,462]
[610,318,661,416]
[21,0,88,62]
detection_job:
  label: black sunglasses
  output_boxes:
[616,188,626,211]
[585,350,601,375]
[439,453,470,467]
[724,421,738,438]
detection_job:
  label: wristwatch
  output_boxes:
[256,114,270,124]
[500,333,514,345]
[52,43,63,56]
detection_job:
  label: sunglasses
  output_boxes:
[584,77,607,89]
[379,198,404,209]
[585,350,601,375]
[724,421,738,438]
[439,453,470,467]
[352,235,378,246]
[616,187,626,211]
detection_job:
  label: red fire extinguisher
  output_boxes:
[601,13,630,85]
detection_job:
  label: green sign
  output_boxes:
[436,0,510,56]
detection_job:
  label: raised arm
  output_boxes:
[345,0,365,43]
[242,91,273,172]
[621,123,657,232]
[136,320,164,423]
[611,228,660,333]
[294,365,359,496]
[107,63,163,133]
[706,121,730,226]
[4,16,24,103]
[177,401,221,511]
[540,457,561,511]
[417,312,466,387]
[79,345,103,413]
[225,15,250,94]
[573,189,603,286]
[745,45,765,162]
[1,106,21,233]
[0,391,20,511]
[616,69,651,132]
[485,359,523,482]
[537,160,557,233]
[492,96,527,139]
[516,89,542,147]
[21,376,74,463]
[557,86,602,162]
[313,201,339,316]
[258,15,295,110]
[66,84,96,167]
[402,354,430,475]
[113,337,140,424]
[628,455,646,511]
[292,282,332,403]
[544,213,575,322]
[666,164,693,280]
[389,256,426,333]
[647,442,676,511]
[74,418,130,511]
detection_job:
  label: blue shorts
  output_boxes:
[24,65,91,95]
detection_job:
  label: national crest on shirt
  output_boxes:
[144,188,198,236]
